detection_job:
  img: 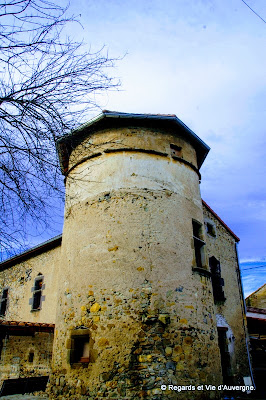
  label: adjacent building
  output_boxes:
[246,284,266,398]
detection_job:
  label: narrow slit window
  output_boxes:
[0,289,8,316]
[32,276,43,311]
[28,352,34,363]
[0,339,3,360]
[217,328,232,384]
[192,220,206,269]
[210,257,225,303]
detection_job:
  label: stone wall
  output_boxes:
[203,203,250,381]
[0,332,53,387]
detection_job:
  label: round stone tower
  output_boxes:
[51,111,223,399]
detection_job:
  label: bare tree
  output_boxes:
[0,0,119,258]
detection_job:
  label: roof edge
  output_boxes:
[0,320,55,333]
[202,200,240,242]
[246,306,266,315]
[57,110,210,174]
[0,235,62,270]
[245,283,266,300]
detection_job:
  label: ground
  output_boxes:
[0,396,48,400]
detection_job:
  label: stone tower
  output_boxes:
[52,111,223,399]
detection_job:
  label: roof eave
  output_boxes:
[56,111,210,175]
[0,235,62,271]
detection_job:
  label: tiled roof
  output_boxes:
[0,320,55,332]
[246,307,266,315]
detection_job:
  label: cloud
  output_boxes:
[240,260,266,297]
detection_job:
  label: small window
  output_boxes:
[206,222,216,237]
[73,336,90,363]
[170,144,182,158]
[28,352,34,363]
[192,220,206,269]
[32,276,43,311]
[193,220,202,239]
[70,332,91,364]
[210,257,225,303]
[0,289,8,316]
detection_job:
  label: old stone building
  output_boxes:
[245,284,266,398]
[0,111,253,399]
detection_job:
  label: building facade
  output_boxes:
[246,284,266,398]
[0,111,252,399]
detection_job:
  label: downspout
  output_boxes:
[235,242,256,388]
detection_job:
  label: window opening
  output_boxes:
[170,144,182,158]
[0,289,8,316]
[207,222,216,237]
[192,220,205,269]
[0,335,8,362]
[71,335,91,364]
[32,276,43,311]
[210,257,225,303]
[217,328,232,384]
[28,352,34,363]
[0,339,3,360]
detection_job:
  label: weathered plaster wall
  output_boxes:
[0,332,53,386]
[0,245,61,324]
[65,127,200,209]
[203,204,250,381]
[67,126,198,172]
[50,127,222,399]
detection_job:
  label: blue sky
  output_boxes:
[5,0,266,297]
[241,260,266,297]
